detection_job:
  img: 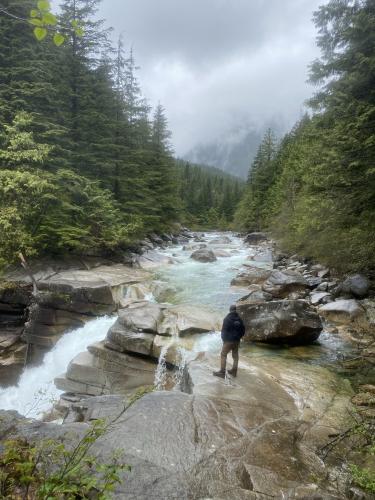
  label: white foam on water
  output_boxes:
[154,343,169,390]
[0,316,115,418]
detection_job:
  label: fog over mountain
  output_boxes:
[184,120,288,178]
[52,0,326,174]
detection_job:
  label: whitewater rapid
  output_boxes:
[0,316,115,418]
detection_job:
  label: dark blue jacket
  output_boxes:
[221,312,245,342]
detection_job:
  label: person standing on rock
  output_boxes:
[213,304,245,378]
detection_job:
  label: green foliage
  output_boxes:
[0,419,129,499]
[28,0,84,46]
[236,0,375,273]
[127,385,154,408]
[234,128,278,231]
[350,465,375,494]
[0,111,52,167]
[177,159,244,229]
[0,0,239,269]
[0,167,142,266]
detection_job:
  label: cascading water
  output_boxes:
[0,231,350,419]
[154,344,169,390]
[0,316,115,418]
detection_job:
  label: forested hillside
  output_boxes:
[0,0,242,269]
[177,160,244,228]
[235,0,375,273]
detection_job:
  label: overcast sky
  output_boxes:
[55,0,327,155]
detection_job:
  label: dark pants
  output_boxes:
[220,341,239,372]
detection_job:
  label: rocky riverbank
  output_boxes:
[0,231,374,499]
[0,229,192,386]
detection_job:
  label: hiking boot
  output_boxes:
[213,370,225,379]
[227,368,237,377]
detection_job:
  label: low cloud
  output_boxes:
[54,0,327,154]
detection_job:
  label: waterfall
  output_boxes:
[0,316,115,419]
[154,344,169,390]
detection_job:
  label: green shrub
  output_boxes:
[0,419,129,499]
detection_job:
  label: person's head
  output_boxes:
[229,304,237,313]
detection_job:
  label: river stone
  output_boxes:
[306,276,322,289]
[157,305,221,336]
[117,301,164,333]
[262,269,309,298]
[231,267,272,287]
[182,243,207,251]
[137,250,174,269]
[248,249,273,262]
[214,249,231,258]
[107,323,154,356]
[56,343,156,395]
[317,268,330,279]
[244,232,267,244]
[190,248,217,263]
[310,292,332,305]
[339,274,371,298]
[318,299,365,324]
[237,299,323,344]
[238,288,273,304]
[209,236,231,245]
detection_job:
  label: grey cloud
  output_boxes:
[53,0,327,156]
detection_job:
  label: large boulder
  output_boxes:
[339,274,371,298]
[244,232,267,244]
[107,325,155,356]
[231,266,272,287]
[190,249,217,263]
[55,341,156,396]
[237,300,323,345]
[117,301,164,334]
[115,302,221,339]
[158,305,221,336]
[318,299,365,324]
[4,264,151,365]
[262,270,309,298]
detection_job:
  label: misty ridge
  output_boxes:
[184,120,288,178]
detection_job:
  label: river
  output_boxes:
[0,232,352,418]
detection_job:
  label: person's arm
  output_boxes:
[239,317,245,338]
[221,315,229,340]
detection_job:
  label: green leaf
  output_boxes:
[29,18,43,26]
[71,19,79,28]
[37,0,50,11]
[42,12,57,26]
[30,9,39,18]
[33,27,47,41]
[75,27,84,37]
[53,33,65,47]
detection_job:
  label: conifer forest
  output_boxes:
[0,2,374,498]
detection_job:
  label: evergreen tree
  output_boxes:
[234,129,278,230]
[149,104,179,229]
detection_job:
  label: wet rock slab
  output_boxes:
[55,301,221,397]
[9,349,353,500]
